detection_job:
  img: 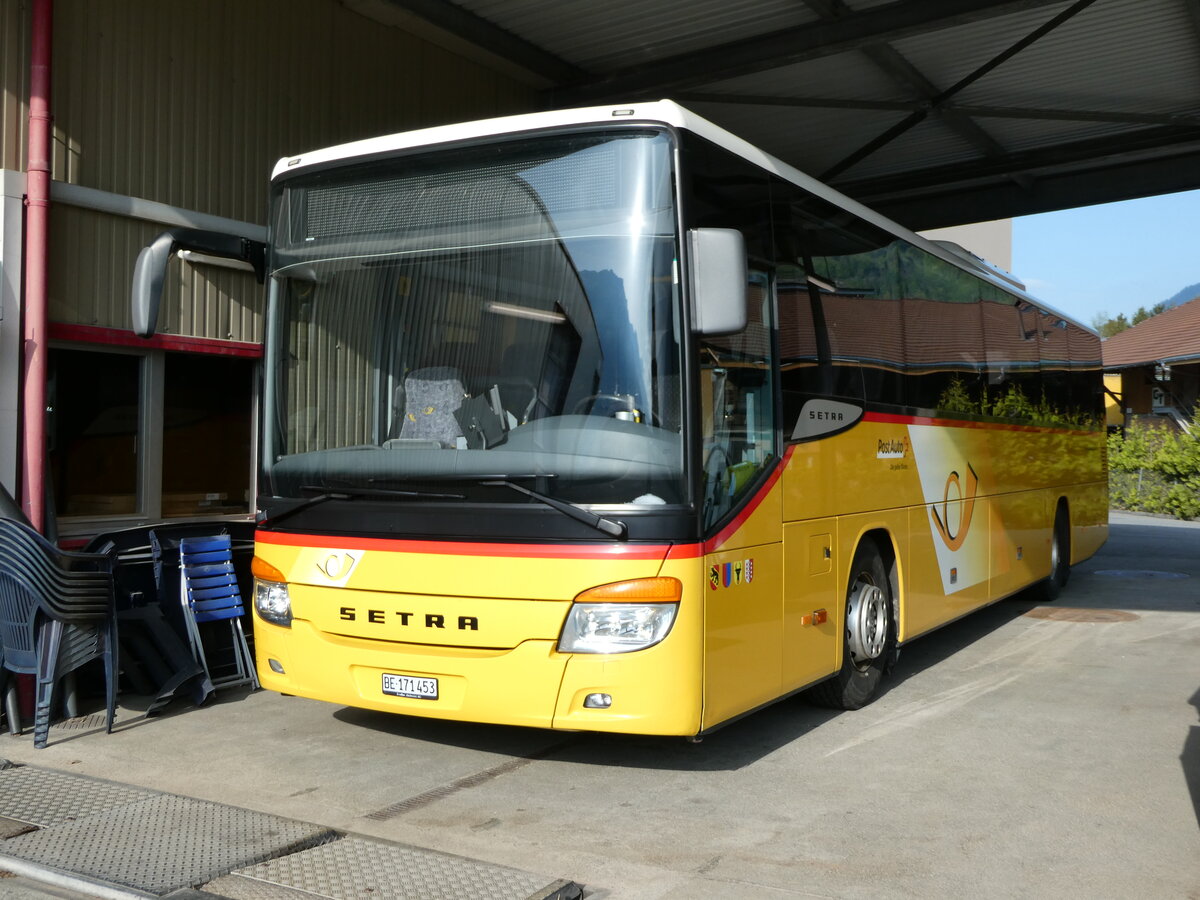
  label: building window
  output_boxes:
[162,354,253,517]
[47,345,256,531]
[48,348,141,517]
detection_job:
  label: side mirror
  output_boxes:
[132,228,267,337]
[688,227,748,336]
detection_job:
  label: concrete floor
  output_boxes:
[3,510,1199,899]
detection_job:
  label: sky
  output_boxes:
[1011,187,1200,328]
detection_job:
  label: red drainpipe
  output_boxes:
[21,0,52,532]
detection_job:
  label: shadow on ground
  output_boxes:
[332,594,1037,773]
[333,513,1200,773]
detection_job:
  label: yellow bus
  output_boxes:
[132,101,1107,736]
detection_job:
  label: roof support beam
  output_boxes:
[551,0,1058,104]
[677,92,1200,128]
[375,0,586,86]
[874,145,1200,230]
[801,0,1008,161]
[677,92,914,113]
[841,124,1200,204]
[819,0,1101,180]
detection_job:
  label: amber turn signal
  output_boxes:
[251,556,287,583]
[575,577,682,603]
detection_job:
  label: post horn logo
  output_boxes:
[316,552,358,582]
[931,462,978,552]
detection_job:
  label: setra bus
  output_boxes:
[132,101,1107,736]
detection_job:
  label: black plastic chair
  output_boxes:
[0,517,118,748]
[87,523,213,711]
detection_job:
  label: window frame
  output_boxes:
[47,339,259,537]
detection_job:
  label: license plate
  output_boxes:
[382,673,439,700]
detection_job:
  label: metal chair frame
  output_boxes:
[177,535,258,691]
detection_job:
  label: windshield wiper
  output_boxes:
[481,479,627,540]
[258,484,465,529]
[262,478,625,539]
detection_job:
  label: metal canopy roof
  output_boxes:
[354,0,1200,230]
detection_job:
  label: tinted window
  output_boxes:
[683,135,778,531]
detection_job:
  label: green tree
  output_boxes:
[1092,311,1130,337]
[1131,301,1169,326]
[1092,301,1169,337]
[1107,411,1200,519]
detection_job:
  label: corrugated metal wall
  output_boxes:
[0,0,27,173]
[1,0,535,340]
[287,270,382,454]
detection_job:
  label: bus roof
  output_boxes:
[271,100,1093,335]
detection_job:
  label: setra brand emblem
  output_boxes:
[791,399,863,441]
[339,606,479,631]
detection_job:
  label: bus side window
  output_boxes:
[700,270,776,531]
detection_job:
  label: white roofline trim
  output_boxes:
[270,100,1093,333]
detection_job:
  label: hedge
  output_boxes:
[1108,413,1200,520]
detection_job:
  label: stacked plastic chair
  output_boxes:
[0,517,118,748]
[177,534,258,691]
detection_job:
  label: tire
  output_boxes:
[807,539,896,710]
[1030,503,1070,603]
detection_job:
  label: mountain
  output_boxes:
[1163,282,1200,308]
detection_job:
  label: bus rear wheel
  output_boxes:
[1031,503,1070,602]
[807,539,895,710]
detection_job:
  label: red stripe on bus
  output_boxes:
[863,411,940,427]
[702,445,794,554]
[862,410,1090,434]
[255,530,674,560]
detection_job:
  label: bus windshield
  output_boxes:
[261,129,684,510]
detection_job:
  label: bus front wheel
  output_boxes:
[807,539,895,710]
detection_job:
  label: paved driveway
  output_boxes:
[4,511,1199,898]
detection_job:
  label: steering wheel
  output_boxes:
[512,377,549,424]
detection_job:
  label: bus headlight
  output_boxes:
[252,556,292,627]
[254,579,292,627]
[558,578,680,654]
[253,580,291,626]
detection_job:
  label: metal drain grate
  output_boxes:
[0,766,582,900]
[205,836,582,900]
[1025,606,1140,623]
[0,793,337,895]
[0,766,155,827]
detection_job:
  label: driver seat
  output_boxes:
[396,367,467,448]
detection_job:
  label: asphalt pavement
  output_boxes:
[2,509,1198,899]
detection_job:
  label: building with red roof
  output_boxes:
[1103,297,1200,430]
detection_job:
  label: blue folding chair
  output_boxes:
[177,535,258,691]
